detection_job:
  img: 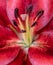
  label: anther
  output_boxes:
[12,20,18,26]
[26,4,33,14]
[21,30,26,33]
[36,9,44,18]
[31,22,37,27]
[31,9,44,27]
[14,8,19,19]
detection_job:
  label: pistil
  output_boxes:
[25,14,32,45]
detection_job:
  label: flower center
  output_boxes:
[8,5,44,51]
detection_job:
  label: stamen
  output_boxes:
[8,25,19,37]
[36,9,44,18]
[12,19,26,33]
[18,17,25,31]
[14,8,27,42]
[26,4,33,14]
[12,20,26,33]
[12,20,18,26]
[14,8,19,19]
[8,25,25,40]
[31,9,44,27]
[17,17,27,43]
[31,21,37,27]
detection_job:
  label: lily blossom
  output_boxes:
[0,0,53,65]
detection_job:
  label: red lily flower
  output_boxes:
[0,0,53,65]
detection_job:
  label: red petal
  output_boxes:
[23,55,32,65]
[28,30,53,65]
[28,47,53,65]
[8,49,32,65]
[8,49,25,65]
[37,30,53,50]
[0,0,11,27]
[0,46,20,65]
[0,26,17,47]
